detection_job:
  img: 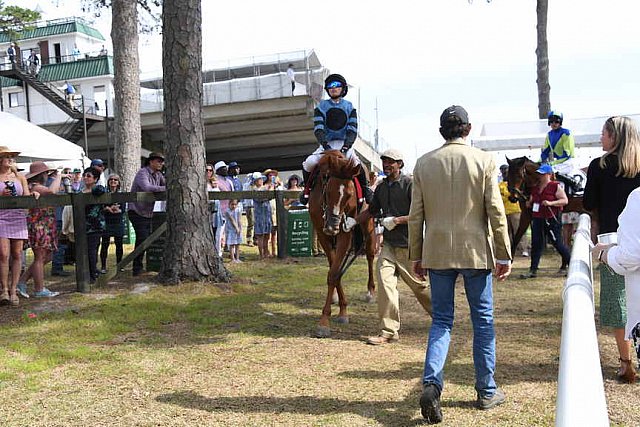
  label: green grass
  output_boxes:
[0,246,638,426]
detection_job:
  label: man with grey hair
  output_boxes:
[360,148,431,346]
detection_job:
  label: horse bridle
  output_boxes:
[320,173,349,232]
[507,165,530,203]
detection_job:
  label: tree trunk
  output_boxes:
[535,0,551,119]
[160,0,229,283]
[111,0,141,190]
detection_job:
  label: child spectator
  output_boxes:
[224,199,243,263]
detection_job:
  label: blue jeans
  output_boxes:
[530,217,571,271]
[52,220,66,273]
[423,268,497,397]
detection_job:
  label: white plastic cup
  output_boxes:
[597,232,618,245]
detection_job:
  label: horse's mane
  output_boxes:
[318,150,360,179]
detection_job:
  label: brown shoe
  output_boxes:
[366,335,398,345]
[617,358,637,383]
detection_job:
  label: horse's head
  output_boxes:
[506,156,540,203]
[316,150,360,236]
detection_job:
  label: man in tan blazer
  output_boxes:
[408,105,512,424]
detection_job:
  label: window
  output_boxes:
[8,92,21,108]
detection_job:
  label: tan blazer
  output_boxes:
[408,138,511,269]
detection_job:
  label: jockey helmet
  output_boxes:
[324,74,348,98]
[547,110,563,125]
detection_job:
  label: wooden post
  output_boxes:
[71,193,91,292]
[275,190,287,259]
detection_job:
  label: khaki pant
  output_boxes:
[376,245,432,339]
[507,212,529,255]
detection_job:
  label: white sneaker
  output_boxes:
[521,251,530,257]
[17,283,29,298]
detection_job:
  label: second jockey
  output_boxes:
[541,110,585,195]
[299,73,373,205]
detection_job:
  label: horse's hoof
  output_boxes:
[364,292,375,304]
[314,326,331,338]
[334,316,349,324]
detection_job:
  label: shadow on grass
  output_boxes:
[156,389,430,427]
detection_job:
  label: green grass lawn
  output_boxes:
[0,245,638,426]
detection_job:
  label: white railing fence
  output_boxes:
[555,213,609,426]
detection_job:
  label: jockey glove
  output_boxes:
[322,141,331,151]
[340,144,351,154]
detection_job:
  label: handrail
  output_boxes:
[555,213,609,426]
[0,189,301,291]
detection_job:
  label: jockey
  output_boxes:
[540,110,584,194]
[299,73,373,205]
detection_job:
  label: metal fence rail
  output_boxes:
[555,213,609,426]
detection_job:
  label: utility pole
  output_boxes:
[374,97,379,152]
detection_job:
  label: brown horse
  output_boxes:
[308,150,376,338]
[506,156,588,256]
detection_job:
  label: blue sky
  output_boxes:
[15,0,640,171]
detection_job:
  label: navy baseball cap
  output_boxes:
[90,159,104,167]
[440,105,469,126]
[228,161,239,168]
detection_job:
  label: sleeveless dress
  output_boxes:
[0,180,28,239]
[26,182,58,251]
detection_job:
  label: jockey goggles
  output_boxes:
[326,81,343,88]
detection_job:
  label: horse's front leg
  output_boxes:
[315,231,336,338]
[363,219,376,303]
[332,234,352,324]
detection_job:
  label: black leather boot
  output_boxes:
[299,169,312,205]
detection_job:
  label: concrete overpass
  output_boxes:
[80,50,382,173]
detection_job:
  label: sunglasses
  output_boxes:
[206,169,213,172]
[108,178,119,182]
[549,120,561,124]
[326,81,343,89]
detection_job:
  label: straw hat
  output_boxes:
[0,146,20,157]
[25,161,56,180]
[263,168,278,176]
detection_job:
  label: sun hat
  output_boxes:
[25,161,56,180]
[536,164,554,175]
[380,149,404,162]
[148,152,165,161]
[0,146,20,157]
[251,171,262,180]
[214,161,228,171]
[263,168,278,175]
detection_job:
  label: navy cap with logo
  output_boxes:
[440,105,469,127]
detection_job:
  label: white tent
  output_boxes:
[0,111,90,169]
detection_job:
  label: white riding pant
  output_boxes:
[302,140,359,172]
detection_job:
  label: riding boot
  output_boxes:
[299,169,313,205]
[357,168,373,204]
